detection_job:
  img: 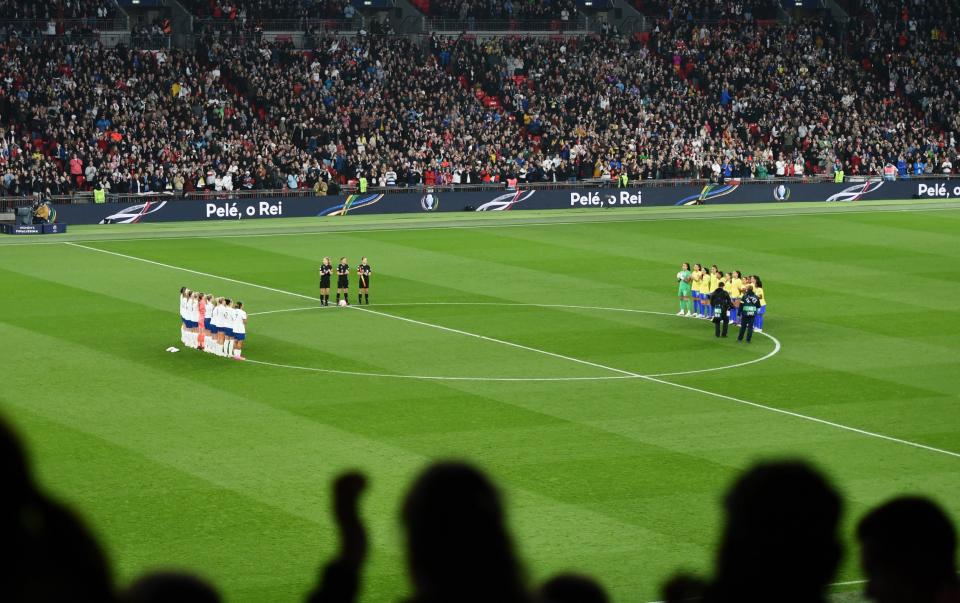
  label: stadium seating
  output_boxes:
[0,0,957,199]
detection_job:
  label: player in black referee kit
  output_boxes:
[357,257,371,305]
[319,257,332,306]
[336,257,350,305]
[710,281,732,338]
[738,285,762,343]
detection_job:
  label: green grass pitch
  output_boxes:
[1,201,959,602]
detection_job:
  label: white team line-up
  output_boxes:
[4,200,960,247]
[64,241,960,461]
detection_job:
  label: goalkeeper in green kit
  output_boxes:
[676,262,694,316]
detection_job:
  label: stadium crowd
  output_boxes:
[181,0,353,21]
[3,413,958,603]
[425,0,578,21]
[0,2,958,197]
[0,0,117,21]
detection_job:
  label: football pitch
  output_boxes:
[1,200,959,602]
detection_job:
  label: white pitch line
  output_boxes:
[249,302,781,379]
[3,201,959,247]
[64,242,321,303]
[349,305,960,460]
[66,242,960,460]
[642,579,871,603]
[242,358,636,382]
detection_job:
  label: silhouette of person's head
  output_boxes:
[857,496,959,603]
[1,417,114,602]
[123,571,220,603]
[538,573,608,603]
[709,460,842,603]
[402,461,528,603]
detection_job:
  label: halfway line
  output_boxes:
[350,305,960,460]
[66,242,960,460]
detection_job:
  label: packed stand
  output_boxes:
[182,0,353,21]
[634,0,779,21]
[0,36,332,198]
[426,0,578,22]
[0,0,117,21]
[1,15,959,199]
[3,411,959,603]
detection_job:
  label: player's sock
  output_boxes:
[364,294,369,304]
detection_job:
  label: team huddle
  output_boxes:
[676,264,768,341]
[178,288,248,359]
[319,256,372,306]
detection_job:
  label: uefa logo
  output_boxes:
[421,193,439,211]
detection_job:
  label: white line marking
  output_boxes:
[642,578,872,602]
[250,302,781,379]
[3,201,958,247]
[65,242,960,460]
[250,305,327,316]
[64,242,321,303]
[349,305,960,460]
[242,358,635,382]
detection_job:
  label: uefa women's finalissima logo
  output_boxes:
[773,185,791,201]
[421,193,439,211]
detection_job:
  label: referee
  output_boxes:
[738,285,762,343]
[336,257,350,305]
[710,281,732,338]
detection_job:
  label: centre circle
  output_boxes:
[244,303,780,381]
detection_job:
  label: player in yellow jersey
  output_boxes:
[704,265,720,320]
[691,264,704,317]
[753,275,766,332]
[727,270,743,325]
[698,265,712,318]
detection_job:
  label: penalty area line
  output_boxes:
[65,242,960,461]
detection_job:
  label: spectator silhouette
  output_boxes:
[402,462,529,603]
[710,461,842,603]
[123,571,220,603]
[857,496,960,603]
[1,417,114,602]
[307,472,368,603]
[663,460,842,603]
[538,573,609,603]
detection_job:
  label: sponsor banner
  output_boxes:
[1,223,67,235]
[50,180,952,225]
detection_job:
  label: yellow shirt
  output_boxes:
[691,270,702,289]
[698,271,710,294]
[728,278,743,298]
[709,273,719,290]
[755,286,766,306]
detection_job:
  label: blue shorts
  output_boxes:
[185,320,198,329]
[181,317,188,326]
[204,318,212,330]
[209,324,219,334]
[234,333,246,341]
[224,329,235,338]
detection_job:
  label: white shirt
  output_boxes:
[233,309,247,334]
[213,304,224,327]
[179,295,187,318]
